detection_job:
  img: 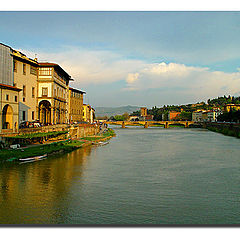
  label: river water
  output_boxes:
[1,126,240,225]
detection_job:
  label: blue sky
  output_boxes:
[1,11,240,107]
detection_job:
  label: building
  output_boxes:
[90,107,95,124]
[202,109,222,122]
[83,104,95,123]
[192,110,206,122]
[0,43,14,86]
[69,87,85,123]
[38,63,72,125]
[168,111,181,121]
[140,107,147,117]
[0,83,21,135]
[0,44,21,134]
[12,49,38,123]
[224,104,240,112]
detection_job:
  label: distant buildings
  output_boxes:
[224,104,240,112]
[192,109,222,122]
[168,111,181,121]
[0,42,95,135]
[139,107,153,121]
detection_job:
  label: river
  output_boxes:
[1,126,240,225]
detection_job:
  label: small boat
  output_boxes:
[98,141,109,146]
[19,154,47,162]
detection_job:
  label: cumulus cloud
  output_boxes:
[20,46,146,85]
[20,46,240,102]
[125,62,240,99]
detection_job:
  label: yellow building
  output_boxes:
[0,83,21,135]
[12,50,38,123]
[224,104,240,112]
[140,107,147,117]
[83,104,95,123]
[69,87,85,123]
[38,63,72,125]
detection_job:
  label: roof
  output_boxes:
[0,83,22,91]
[11,50,38,67]
[0,42,13,50]
[39,62,73,80]
[69,87,86,94]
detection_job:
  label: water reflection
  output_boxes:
[0,146,92,224]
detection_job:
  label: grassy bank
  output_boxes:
[207,126,240,138]
[0,128,116,162]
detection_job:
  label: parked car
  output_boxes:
[19,120,41,129]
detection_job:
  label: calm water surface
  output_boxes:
[1,126,240,224]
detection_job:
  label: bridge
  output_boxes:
[106,120,195,128]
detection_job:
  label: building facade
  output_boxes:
[192,110,205,122]
[0,43,14,86]
[83,104,95,123]
[12,50,38,123]
[224,104,240,112]
[0,44,21,135]
[38,63,72,125]
[69,87,85,123]
[168,111,181,121]
[140,107,147,117]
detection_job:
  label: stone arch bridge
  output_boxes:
[106,120,195,128]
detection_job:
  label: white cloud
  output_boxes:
[20,47,146,85]
[125,62,240,99]
[19,47,240,102]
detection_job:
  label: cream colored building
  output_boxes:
[83,104,95,123]
[69,87,85,123]
[37,63,72,125]
[12,50,38,123]
[0,83,21,135]
[192,110,206,122]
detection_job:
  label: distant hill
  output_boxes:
[95,105,140,117]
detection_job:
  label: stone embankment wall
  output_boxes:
[202,122,240,138]
[69,124,100,139]
[18,123,100,139]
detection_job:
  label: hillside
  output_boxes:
[95,105,140,117]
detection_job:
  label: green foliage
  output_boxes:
[0,140,84,161]
[217,110,240,122]
[6,131,68,139]
[113,113,129,121]
[178,111,192,121]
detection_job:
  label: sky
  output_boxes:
[1,11,240,107]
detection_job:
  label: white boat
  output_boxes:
[98,141,109,146]
[19,154,47,161]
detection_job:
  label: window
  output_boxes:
[15,96,17,102]
[30,66,37,75]
[22,111,26,121]
[23,85,26,96]
[23,64,26,75]
[42,87,48,97]
[39,67,52,76]
[6,95,9,101]
[13,60,17,72]
[23,97,25,102]
[32,111,34,120]
[32,87,35,98]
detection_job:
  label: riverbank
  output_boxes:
[207,125,240,138]
[0,128,116,162]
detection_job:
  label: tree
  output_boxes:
[122,112,129,121]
